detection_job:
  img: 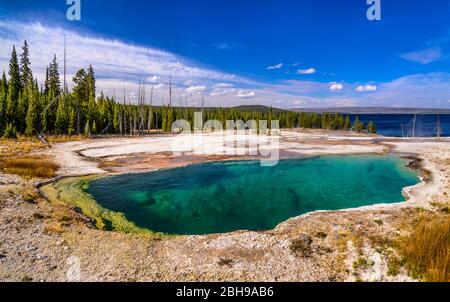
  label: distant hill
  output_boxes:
[291,107,450,114]
[232,105,286,113]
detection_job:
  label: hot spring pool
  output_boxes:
[86,155,419,235]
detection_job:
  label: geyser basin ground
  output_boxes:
[86,155,419,235]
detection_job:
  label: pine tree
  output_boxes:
[6,46,21,125]
[84,120,91,137]
[48,54,61,96]
[25,81,40,136]
[344,115,351,130]
[68,107,76,135]
[87,65,96,96]
[20,40,33,88]
[354,116,365,133]
[73,68,88,133]
[367,121,377,134]
[55,98,68,134]
[44,67,49,96]
[40,90,51,133]
[87,90,97,127]
[16,90,28,133]
[113,103,120,133]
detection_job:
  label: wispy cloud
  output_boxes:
[297,68,316,75]
[212,41,244,51]
[210,83,235,97]
[186,85,207,94]
[355,85,377,92]
[236,90,256,99]
[400,47,444,64]
[267,63,284,70]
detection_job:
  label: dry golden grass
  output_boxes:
[43,222,66,234]
[47,135,84,143]
[398,215,450,282]
[0,138,47,157]
[0,137,64,179]
[2,156,59,179]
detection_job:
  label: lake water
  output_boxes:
[87,156,419,235]
[353,114,450,137]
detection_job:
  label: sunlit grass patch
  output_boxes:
[47,135,84,143]
[0,137,47,157]
[397,215,450,282]
[2,156,59,179]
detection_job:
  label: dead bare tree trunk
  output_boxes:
[147,84,154,132]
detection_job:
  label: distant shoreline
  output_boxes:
[230,105,450,115]
[290,107,450,114]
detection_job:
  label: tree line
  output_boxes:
[0,41,376,139]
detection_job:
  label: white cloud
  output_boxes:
[400,48,444,64]
[213,83,234,89]
[267,63,284,70]
[186,85,207,94]
[297,68,316,75]
[329,82,344,91]
[236,90,256,98]
[355,85,377,92]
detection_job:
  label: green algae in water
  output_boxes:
[87,156,419,235]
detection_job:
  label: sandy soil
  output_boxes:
[1,130,449,282]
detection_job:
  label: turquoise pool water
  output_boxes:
[87,155,419,235]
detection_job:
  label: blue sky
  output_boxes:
[1,0,450,108]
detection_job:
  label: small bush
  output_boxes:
[2,156,59,179]
[315,231,328,239]
[32,212,45,220]
[290,234,313,257]
[43,222,65,234]
[353,257,374,270]
[218,258,234,267]
[387,256,403,277]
